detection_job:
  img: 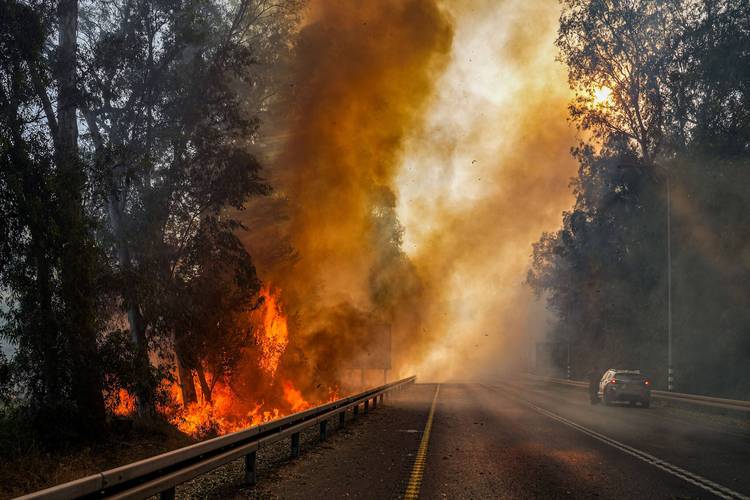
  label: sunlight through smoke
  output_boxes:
[396,0,579,380]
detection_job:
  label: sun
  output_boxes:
[593,86,613,105]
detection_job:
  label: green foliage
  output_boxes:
[0,0,102,425]
[75,0,281,410]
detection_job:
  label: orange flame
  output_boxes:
[255,287,289,378]
[163,287,314,437]
[283,380,309,412]
[111,388,136,417]
[105,287,340,438]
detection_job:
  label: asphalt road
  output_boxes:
[421,382,749,499]
[202,381,750,499]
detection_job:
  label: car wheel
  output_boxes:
[642,400,650,409]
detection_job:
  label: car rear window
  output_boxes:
[615,373,643,381]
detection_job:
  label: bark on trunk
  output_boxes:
[54,0,106,431]
[174,343,197,405]
[81,79,154,418]
[196,365,213,403]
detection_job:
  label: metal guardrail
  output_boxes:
[528,374,750,413]
[17,376,417,500]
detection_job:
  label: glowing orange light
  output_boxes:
[106,286,338,438]
[255,287,289,378]
[112,388,136,416]
[283,380,309,412]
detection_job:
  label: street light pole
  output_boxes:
[618,162,674,391]
[666,172,673,391]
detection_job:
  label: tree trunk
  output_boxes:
[107,192,154,417]
[174,343,197,405]
[82,101,153,418]
[54,0,106,432]
[195,365,213,403]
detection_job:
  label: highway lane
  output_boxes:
[421,383,749,499]
[496,380,750,497]
[199,382,749,499]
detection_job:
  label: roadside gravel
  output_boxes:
[173,385,432,499]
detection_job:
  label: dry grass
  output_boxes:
[0,419,195,499]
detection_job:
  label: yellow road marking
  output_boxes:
[404,384,440,500]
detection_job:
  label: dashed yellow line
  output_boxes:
[404,384,440,500]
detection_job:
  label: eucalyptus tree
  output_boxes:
[531,0,750,396]
[0,0,106,434]
[1,0,298,429]
[557,0,674,163]
[77,0,297,413]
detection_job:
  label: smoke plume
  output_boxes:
[397,0,579,380]
[243,0,579,388]
[243,0,452,393]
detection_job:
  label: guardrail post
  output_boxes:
[372,396,378,409]
[339,411,346,428]
[244,451,257,485]
[159,487,176,500]
[320,420,328,440]
[364,399,369,414]
[353,404,359,419]
[291,432,301,458]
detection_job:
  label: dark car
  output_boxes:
[598,369,652,408]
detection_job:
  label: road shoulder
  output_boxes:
[176,384,436,499]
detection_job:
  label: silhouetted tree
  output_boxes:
[531,0,750,397]
[0,0,106,436]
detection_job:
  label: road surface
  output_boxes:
[183,381,750,499]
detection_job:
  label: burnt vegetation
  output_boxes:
[528,0,750,397]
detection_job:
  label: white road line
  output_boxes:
[489,384,749,500]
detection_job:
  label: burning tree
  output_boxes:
[77,0,293,415]
[0,0,302,442]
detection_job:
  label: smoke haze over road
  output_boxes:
[243,0,579,387]
[396,0,578,380]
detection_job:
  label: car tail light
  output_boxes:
[609,379,617,384]
[644,379,651,386]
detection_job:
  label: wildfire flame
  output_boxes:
[106,286,330,438]
[282,380,308,412]
[112,388,136,417]
[255,287,289,378]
